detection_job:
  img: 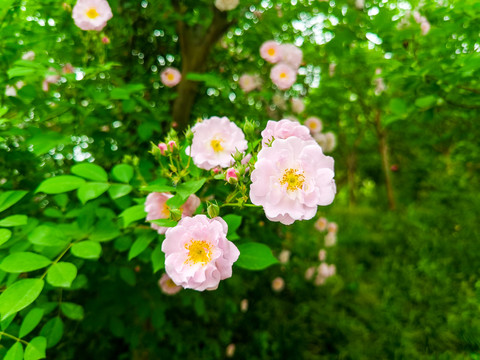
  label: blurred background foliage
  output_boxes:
[1,0,480,359]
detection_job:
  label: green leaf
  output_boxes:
[24,336,46,360]
[0,228,12,246]
[36,176,86,194]
[71,163,108,182]
[0,190,28,213]
[40,317,63,348]
[0,252,51,273]
[151,245,165,273]
[111,164,134,183]
[176,179,206,200]
[108,184,132,199]
[71,241,102,260]
[141,185,176,193]
[186,72,227,89]
[0,215,28,227]
[7,66,35,78]
[389,98,407,115]
[19,308,44,338]
[224,214,242,236]
[77,182,110,204]
[119,267,136,286]
[235,243,279,270]
[165,194,187,209]
[90,219,120,242]
[60,302,84,321]
[149,219,178,227]
[46,262,77,288]
[1,313,15,331]
[119,204,147,227]
[0,279,44,320]
[415,95,437,108]
[4,342,23,360]
[128,234,154,260]
[28,225,68,247]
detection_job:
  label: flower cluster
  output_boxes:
[315,217,338,247]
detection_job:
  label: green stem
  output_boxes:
[0,332,29,346]
[40,242,74,280]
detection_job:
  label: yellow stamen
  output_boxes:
[167,73,175,81]
[184,240,213,266]
[210,139,224,152]
[267,48,276,56]
[161,203,170,218]
[279,72,287,79]
[309,122,317,129]
[280,168,305,192]
[86,8,99,19]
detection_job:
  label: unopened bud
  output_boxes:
[207,202,220,219]
[184,127,193,142]
[169,208,182,222]
[168,140,176,151]
[232,150,243,163]
[243,119,255,137]
[158,143,167,155]
[226,168,238,184]
[101,36,110,44]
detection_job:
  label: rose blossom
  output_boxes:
[158,143,168,155]
[62,63,75,74]
[188,116,248,170]
[240,299,248,312]
[314,263,336,286]
[327,222,338,234]
[270,63,296,90]
[324,131,337,152]
[279,44,303,69]
[260,40,281,64]
[22,51,35,61]
[325,231,337,247]
[5,85,17,97]
[250,136,336,225]
[145,192,200,234]
[304,117,323,134]
[162,215,240,291]
[261,119,313,147]
[161,67,182,87]
[272,277,285,292]
[272,94,287,110]
[291,97,305,114]
[72,0,113,31]
[278,249,291,264]
[158,273,182,295]
[421,19,431,35]
[42,67,61,92]
[215,0,239,12]
[314,217,328,232]
[305,266,316,280]
[238,74,260,93]
[225,168,238,184]
[225,344,236,358]
[318,249,327,262]
[329,62,336,77]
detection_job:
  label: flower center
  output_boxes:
[86,8,99,19]
[267,48,276,56]
[279,72,287,79]
[280,168,305,192]
[184,240,213,266]
[161,203,170,218]
[210,139,224,152]
[309,122,317,129]
[167,73,175,81]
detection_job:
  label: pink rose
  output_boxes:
[225,167,238,184]
[304,117,323,134]
[318,249,327,262]
[161,67,182,87]
[188,116,248,170]
[325,232,337,247]
[72,0,113,31]
[261,119,313,147]
[145,192,200,234]
[291,97,305,114]
[270,63,297,90]
[158,143,168,155]
[279,44,303,69]
[271,277,285,292]
[260,40,281,64]
[314,217,328,232]
[162,215,240,291]
[238,74,260,93]
[250,136,336,225]
[158,273,182,295]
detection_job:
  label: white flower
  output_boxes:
[214,0,239,12]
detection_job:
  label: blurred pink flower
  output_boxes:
[325,231,337,247]
[279,44,303,69]
[261,119,313,147]
[329,62,336,77]
[162,215,240,291]
[250,136,336,225]
[324,132,337,152]
[168,140,176,151]
[145,192,200,234]
[188,116,248,170]
[318,249,327,262]
[279,249,291,264]
[225,344,236,358]
[215,0,239,11]
[72,0,113,31]
[238,74,260,93]
[21,51,35,61]
[315,217,328,232]
[158,143,168,155]
[5,85,16,97]
[240,299,249,312]
[62,63,75,74]
[304,117,323,134]
[158,273,182,295]
[260,40,281,64]
[161,67,182,87]
[272,277,285,292]
[305,266,316,280]
[327,222,338,234]
[102,36,110,44]
[291,97,305,114]
[270,63,296,90]
[421,20,431,35]
[314,263,336,286]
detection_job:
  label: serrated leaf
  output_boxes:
[0,190,28,213]
[28,225,68,247]
[0,252,51,273]
[36,176,86,194]
[71,163,108,182]
[0,279,44,320]
[40,317,63,348]
[4,342,23,360]
[71,241,102,260]
[108,184,132,199]
[77,182,110,204]
[151,245,165,273]
[0,215,28,227]
[46,262,77,288]
[24,336,46,360]
[60,303,84,321]
[128,234,154,260]
[119,204,146,227]
[111,164,134,183]
[19,308,44,338]
[0,228,12,245]
[235,243,279,270]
